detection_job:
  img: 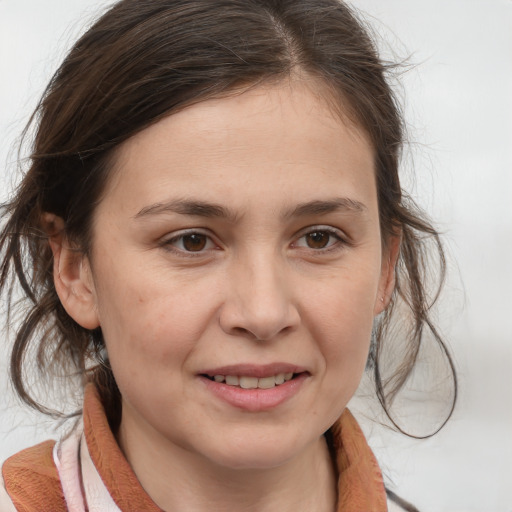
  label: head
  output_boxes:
[1,0,455,445]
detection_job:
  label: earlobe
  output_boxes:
[374,232,401,316]
[43,213,100,330]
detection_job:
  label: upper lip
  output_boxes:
[199,363,307,378]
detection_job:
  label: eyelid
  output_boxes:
[291,225,349,251]
[159,228,220,255]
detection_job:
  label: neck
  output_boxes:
[117,417,337,512]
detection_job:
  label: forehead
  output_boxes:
[102,80,376,217]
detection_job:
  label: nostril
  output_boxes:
[232,326,251,336]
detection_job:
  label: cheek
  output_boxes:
[307,261,380,340]
[91,260,215,368]
[94,282,206,412]
[318,304,373,377]
[317,307,373,418]
[304,264,379,390]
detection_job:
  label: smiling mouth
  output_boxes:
[203,373,297,389]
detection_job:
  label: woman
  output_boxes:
[0,0,456,510]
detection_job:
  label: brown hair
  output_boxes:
[0,0,456,434]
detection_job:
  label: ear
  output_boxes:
[373,231,401,316]
[43,213,100,330]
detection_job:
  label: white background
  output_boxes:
[1,1,511,511]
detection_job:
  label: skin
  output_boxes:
[50,79,399,512]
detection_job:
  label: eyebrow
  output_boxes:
[285,197,367,218]
[134,199,239,222]
[134,197,366,221]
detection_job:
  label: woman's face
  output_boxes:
[76,81,395,470]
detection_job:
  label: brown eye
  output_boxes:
[182,234,208,252]
[163,231,217,255]
[305,231,331,249]
[293,227,344,252]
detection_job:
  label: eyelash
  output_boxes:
[159,226,348,256]
[160,229,218,256]
[292,226,347,253]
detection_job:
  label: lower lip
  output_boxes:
[199,373,308,412]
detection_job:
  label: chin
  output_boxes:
[199,433,312,471]
[213,450,296,471]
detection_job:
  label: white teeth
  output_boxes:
[211,373,296,388]
[239,376,259,389]
[275,373,285,385]
[257,376,276,389]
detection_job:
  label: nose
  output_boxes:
[218,254,300,341]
